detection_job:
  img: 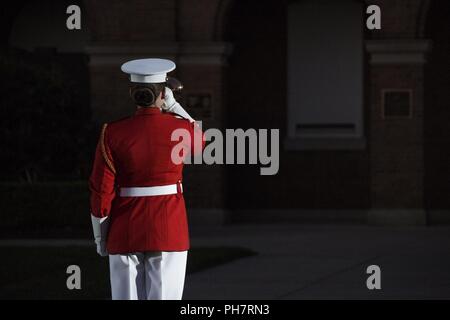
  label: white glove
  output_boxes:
[163,87,195,123]
[96,241,108,257]
[91,215,109,257]
[163,86,177,109]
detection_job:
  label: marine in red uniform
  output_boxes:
[89,58,204,300]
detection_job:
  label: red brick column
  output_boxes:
[366,40,431,225]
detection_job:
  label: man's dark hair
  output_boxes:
[130,83,165,107]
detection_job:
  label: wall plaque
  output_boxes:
[184,93,213,119]
[382,89,413,119]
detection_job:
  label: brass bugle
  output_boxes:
[166,77,183,92]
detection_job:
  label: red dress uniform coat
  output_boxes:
[89,107,205,254]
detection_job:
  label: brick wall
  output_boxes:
[366,0,424,39]
[83,0,441,218]
[84,0,176,42]
[369,65,425,208]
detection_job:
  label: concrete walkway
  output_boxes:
[185,224,450,299]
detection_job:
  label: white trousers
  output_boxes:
[109,251,188,300]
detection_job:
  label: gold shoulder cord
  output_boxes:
[100,123,116,174]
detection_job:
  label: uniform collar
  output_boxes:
[135,107,162,116]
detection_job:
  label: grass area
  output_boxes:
[0,246,256,300]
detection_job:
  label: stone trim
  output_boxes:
[85,42,233,66]
[365,40,432,65]
[185,209,445,226]
[231,209,367,224]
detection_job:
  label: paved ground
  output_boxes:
[185,224,450,299]
[2,224,449,299]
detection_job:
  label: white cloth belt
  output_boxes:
[119,183,182,197]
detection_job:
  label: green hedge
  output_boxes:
[0,181,91,237]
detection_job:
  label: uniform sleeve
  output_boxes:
[89,124,116,218]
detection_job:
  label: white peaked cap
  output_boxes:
[121,58,176,83]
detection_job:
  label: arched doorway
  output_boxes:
[424,0,450,220]
[223,0,369,222]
